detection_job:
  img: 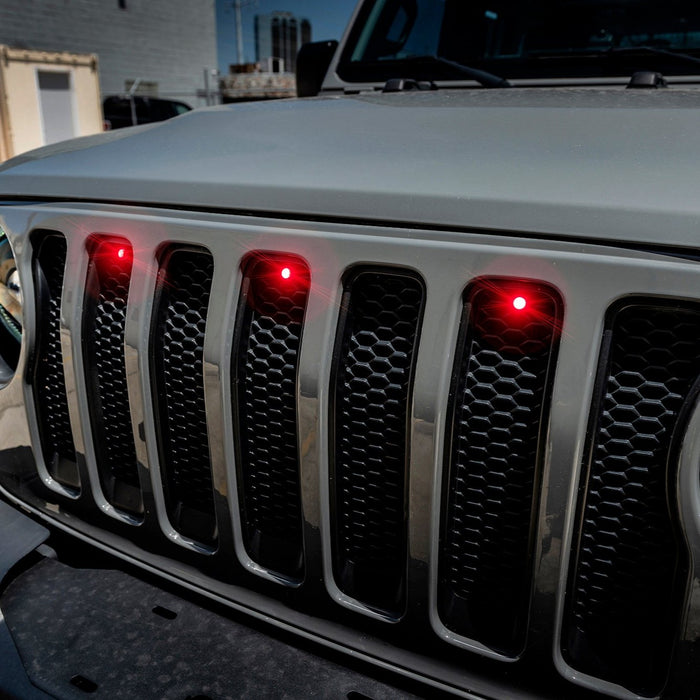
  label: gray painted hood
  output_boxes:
[1,89,700,249]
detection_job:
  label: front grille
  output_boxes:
[438,280,561,656]
[151,247,216,545]
[9,210,700,700]
[82,236,141,515]
[330,269,424,617]
[31,232,79,490]
[564,301,700,696]
[232,254,310,580]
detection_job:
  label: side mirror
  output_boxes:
[296,40,339,97]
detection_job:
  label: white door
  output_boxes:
[37,70,76,145]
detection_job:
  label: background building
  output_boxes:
[254,12,311,73]
[0,46,103,160]
[0,0,217,106]
[216,0,353,74]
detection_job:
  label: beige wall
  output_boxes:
[0,46,103,161]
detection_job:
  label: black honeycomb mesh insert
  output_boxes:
[331,270,424,616]
[152,248,216,544]
[82,237,141,515]
[565,302,700,696]
[32,234,79,490]
[233,255,309,579]
[438,280,561,656]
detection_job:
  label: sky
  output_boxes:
[216,0,358,73]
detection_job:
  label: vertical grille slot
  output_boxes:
[32,233,79,490]
[564,301,700,696]
[151,247,216,545]
[82,236,141,515]
[331,269,424,617]
[232,254,309,580]
[438,279,561,656]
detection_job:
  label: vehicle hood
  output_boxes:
[1,89,700,249]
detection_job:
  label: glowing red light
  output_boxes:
[246,255,311,320]
[512,296,527,311]
[117,248,126,259]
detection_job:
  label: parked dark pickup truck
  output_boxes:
[1,1,700,698]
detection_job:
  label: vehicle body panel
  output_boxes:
[1,90,700,250]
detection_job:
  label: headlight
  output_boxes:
[0,226,22,374]
[7,268,22,307]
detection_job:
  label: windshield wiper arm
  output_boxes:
[606,45,700,68]
[401,55,511,88]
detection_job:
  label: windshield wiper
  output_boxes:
[529,45,700,70]
[605,45,700,69]
[399,55,511,88]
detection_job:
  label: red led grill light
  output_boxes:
[86,236,134,271]
[84,236,134,307]
[243,253,311,320]
[468,279,563,354]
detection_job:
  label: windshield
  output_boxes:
[339,0,700,82]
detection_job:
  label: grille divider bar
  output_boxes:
[56,233,90,498]
[409,278,463,630]
[201,246,241,567]
[672,391,700,698]
[122,239,161,536]
[218,253,271,582]
[530,293,605,667]
[298,259,343,600]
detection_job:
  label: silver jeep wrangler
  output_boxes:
[0,1,699,698]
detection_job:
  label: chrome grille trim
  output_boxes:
[201,242,240,569]
[57,233,87,493]
[2,203,700,700]
[674,396,700,698]
[527,287,605,664]
[76,236,142,524]
[30,232,81,497]
[123,240,161,534]
[300,258,340,599]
